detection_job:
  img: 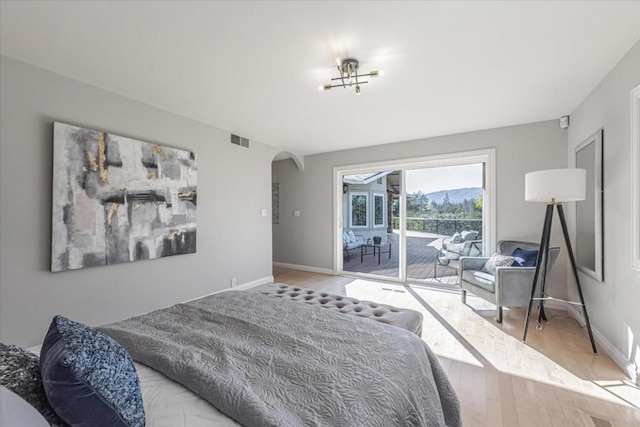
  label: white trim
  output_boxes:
[182,275,274,303]
[567,304,638,382]
[631,84,640,270]
[341,270,406,284]
[574,129,604,281]
[348,191,369,228]
[234,276,274,291]
[399,170,408,280]
[543,300,567,311]
[333,148,497,280]
[273,262,335,275]
[373,191,386,228]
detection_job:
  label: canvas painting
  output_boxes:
[51,122,197,272]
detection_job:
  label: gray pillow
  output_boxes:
[0,343,67,426]
[481,253,515,275]
[0,386,49,427]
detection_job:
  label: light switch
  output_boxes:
[261,208,268,217]
[293,210,301,217]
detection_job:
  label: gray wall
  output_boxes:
[272,158,305,264]
[0,56,277,347]
[567,41,640,370]
[273,120,569,297]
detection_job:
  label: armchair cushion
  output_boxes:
[450,232,463,243]
[481,253,515,275]
[461,270,495,292]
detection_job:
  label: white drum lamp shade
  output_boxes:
[525,168,586,203]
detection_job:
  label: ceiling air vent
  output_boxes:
[230,134,250,148]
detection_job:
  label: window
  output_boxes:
[373,192,385,228]
[349,192,369,228]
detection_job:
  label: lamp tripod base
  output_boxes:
[522,204,598,355]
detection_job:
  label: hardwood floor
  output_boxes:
[269,266,640,427]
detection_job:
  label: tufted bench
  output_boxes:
[259,283,423,336]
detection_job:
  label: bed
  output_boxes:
[11,289,460,427]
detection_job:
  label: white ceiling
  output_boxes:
[1,1,639,156]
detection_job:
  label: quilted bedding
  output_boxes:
[99,291,461,427]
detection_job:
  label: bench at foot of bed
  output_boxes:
[259,283,423,336]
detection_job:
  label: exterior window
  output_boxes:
[350,192,368,228]
[373,192,385,228]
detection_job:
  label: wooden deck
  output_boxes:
[343,231,459,285]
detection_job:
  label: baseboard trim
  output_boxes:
[273,262,334,275]
[183,275,274,303]
[543,300,567,311]
[566,304,638,381]
[235,275,274,291]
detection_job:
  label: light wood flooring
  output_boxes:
[270,266,640,427]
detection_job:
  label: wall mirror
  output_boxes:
[575,129,603,281]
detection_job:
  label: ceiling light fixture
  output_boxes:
[319,58,383,95]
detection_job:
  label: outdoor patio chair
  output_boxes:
[434,230,482,279]
[343,229,365,262]
[459,240,560,323]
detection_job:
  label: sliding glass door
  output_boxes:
[336,150,494,285]
[342,171,401,279]
[405,163,484,284]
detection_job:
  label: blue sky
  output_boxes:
[406,163,483,194]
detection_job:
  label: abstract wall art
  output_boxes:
[51,122,197,272]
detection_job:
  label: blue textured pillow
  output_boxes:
[40,316,144,427]
[512,248,539,267]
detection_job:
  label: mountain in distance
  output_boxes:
[423,187,482,204]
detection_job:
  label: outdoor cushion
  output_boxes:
[444,242,466,259]
[450,232,463,243]
[345,241,363,250]
[347,230,357,243]
[461,230,479,241]
[461,270,495,293]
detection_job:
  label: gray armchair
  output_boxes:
[459,240,560,323]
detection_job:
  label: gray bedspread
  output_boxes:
[99,291,461,427]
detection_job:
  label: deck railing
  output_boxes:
[392,217,483,237]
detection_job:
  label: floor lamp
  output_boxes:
[522,168,598,354]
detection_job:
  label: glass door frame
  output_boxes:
[333,148,496,282]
